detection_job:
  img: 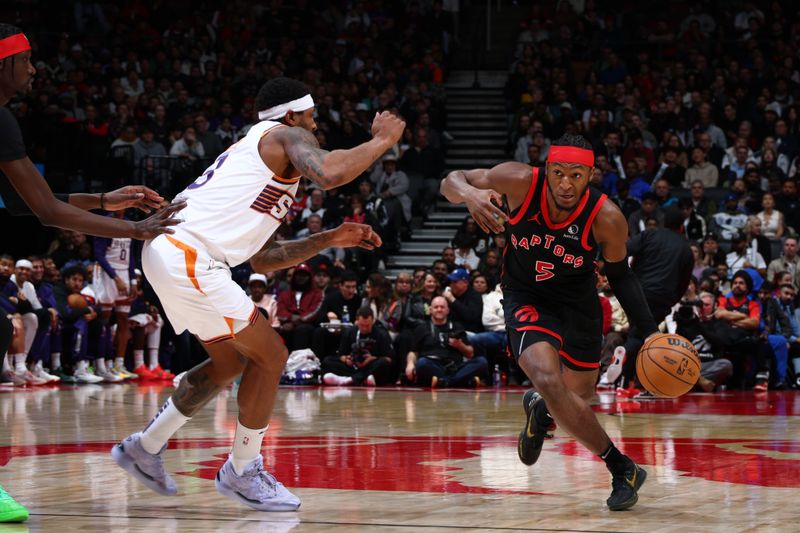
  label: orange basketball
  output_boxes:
[67,293,88,310]
[636,333,701,398]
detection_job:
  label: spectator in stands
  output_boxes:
[133,127,167,169]
[299,189,327,228]
[277,264,323,352]
[710,193,749,240]
[726,234,767,278]
[653,178,678,208]
[399,128,445,210]
[452,216,488,255]
[694,131,726,169]
[370,153,411,248]
[655,147,686,188]
[249,274,278,327]
[322,306,394,387]
[679,197,706,241]
[689,243,708,281]
[169,126,205,160]
[627,192,663,237]
[193,114,223,160]
[405,296,486,388]
[467,282,505,361]
[757,282,794,389]
[685,146,719,188]
[744,216,772,265]
[674,291,734,392]
[776,179,800,234]
[713,270,763,388]
[111,125,138,149]
[452,234,479,271]
[442,268,483,335]
[723,143,754,182]
[477,248,501,289]
[362,273,393,328]
[767,237,800,289]
[611,178,640,220]
[311,271,360,362]
[756,192,784,241]
[314,265,333,295]
[687,179,716,219]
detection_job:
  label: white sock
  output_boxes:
[76,360,87,373]
[114,357,125,370]
[2,355,11,372]
[13,354,26,373]
[51,353,61,370]
[148,350,159,370]
[133,349,145,368]
[140,397,191,454]
[230,420,268,475]
[95,358,107,373]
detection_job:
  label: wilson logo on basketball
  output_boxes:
[514,306,539,323]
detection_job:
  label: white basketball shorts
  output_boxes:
[93,265,131,312]
[142,230,258,343]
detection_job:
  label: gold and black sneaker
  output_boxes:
[606,462,647,511]
[517,390,554,466]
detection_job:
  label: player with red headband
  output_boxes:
[441,133,658,510]
[0,23,185,523]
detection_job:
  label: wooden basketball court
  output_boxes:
[1,383,798,532]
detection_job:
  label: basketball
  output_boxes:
[67,293,88,310]
[636,333,701,398]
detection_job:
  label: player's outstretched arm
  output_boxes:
[251,222,382,273]
[0,156,185,239]
[593,201,658,337]
[440,161,531,234]
[279,111,405,191]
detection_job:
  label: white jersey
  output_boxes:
[174,120,299,266]
[105,237,132,271]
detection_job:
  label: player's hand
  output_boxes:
[131,200,187,240]
[464,188,506,234]
[371,111,406,146]
[85,308,97,322]
[103,186,165,213]
[329,222,382,250]
[405,363,416,382]
[114,276,129,296]
[357,354,376,369]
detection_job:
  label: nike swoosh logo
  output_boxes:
[525,411,537,438]
[626,470,638,488]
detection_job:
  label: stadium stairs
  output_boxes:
[383,70,508,278]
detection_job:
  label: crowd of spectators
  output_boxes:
[504,0,800,391]
[2,0,462,387]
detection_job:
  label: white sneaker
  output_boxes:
[96,367,124,383]
[112,366,139,380]
[603,346,627,385]
[323,373,353,386]
[32,361,61,383]
[364,375,376,387]
[112,432,177,496]
[215,455,300,511]
[172,371,186,388]
[75,367,104,384]
[16,369,47,386]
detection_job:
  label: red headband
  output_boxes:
[546,145,595,167]
[0,33,31,61]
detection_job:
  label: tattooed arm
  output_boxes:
[250,222,382,274]
[276,111,405,190]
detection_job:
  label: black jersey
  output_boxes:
[501,166,608,299]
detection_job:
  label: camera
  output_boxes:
[675,300,701,323]
[351,337,376,364]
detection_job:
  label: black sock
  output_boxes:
[533,398,553,427]
[599,442,630,474]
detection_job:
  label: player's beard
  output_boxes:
[545,180,586,213]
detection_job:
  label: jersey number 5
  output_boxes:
[534,261,555,282]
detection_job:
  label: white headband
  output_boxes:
[258,94,315,121]
[15,259,33,269]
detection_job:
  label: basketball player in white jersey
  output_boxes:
[93,210,137,381]
[112,77,405,511]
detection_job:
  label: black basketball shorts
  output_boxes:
[502,288,603,371]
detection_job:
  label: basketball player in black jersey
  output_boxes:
[441,134,658,510]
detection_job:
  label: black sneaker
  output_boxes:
[607,461,647,511]
[517,390,553,466]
